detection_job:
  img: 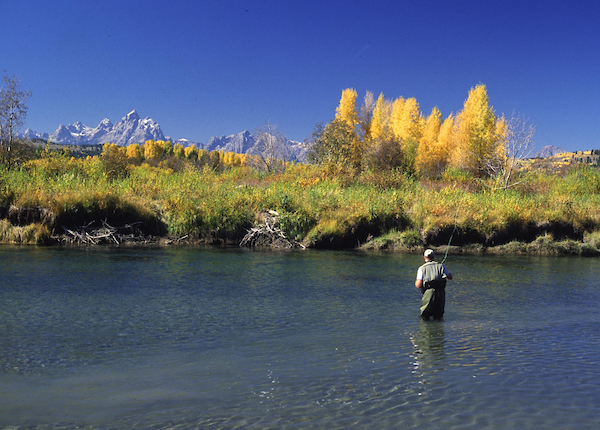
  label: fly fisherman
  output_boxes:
[415,249,453,320]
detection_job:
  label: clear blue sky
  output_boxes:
[2,0,599,151]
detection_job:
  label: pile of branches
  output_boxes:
[56,220,150,245]
[240,210,304,249]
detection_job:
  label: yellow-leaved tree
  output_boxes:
[144,140,164,160]
[436,114,455,175]
[450,84,501,176]
[369,93,392,141]
[390,97,422,174]
[335,88,359,129]
[184,144,198,161]
[126,143,143,160]
[416,107,442,178]
[173,143,185,159]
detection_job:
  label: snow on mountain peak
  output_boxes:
[126,109,140,121]
[99,118,113,128]
[23,111,307,161]
[46,110,165,146]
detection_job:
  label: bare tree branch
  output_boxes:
[486,112,536,189]
[0,71,31,150]
[251,122,290,173]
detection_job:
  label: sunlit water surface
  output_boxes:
[1,247,599,429]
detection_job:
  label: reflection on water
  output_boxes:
[1,248,600,429]
[411,321,446,388]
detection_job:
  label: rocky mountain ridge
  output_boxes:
[22,110,308,162]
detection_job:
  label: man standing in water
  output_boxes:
[415,249,453,320]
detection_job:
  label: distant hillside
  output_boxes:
[522,148,600,171]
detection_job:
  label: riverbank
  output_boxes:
[1,154,600,255]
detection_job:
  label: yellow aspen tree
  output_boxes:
[391,97,422,175]
[370,93,392,141]
[397,97,423,143]
[435,114,454,175]
[223,151,236,168]
[184,144,198,160]
[233,153,244,167]
[450,84,499,176]
[197,148,208,165]
[416,107,442,177]
[335,88,359,128]
[144,140,163,160]
[162,140,174,156]
[173,143,185,159]
[126,143,143,160]
[390,96,405,140]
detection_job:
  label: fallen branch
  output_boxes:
[240,210,305,249]
[57,220,149,245]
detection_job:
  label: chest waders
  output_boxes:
[420,261,447,320]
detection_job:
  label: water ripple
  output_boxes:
[1,249,600,429]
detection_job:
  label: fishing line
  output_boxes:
[441,223,457,264]
[441,204,461,265]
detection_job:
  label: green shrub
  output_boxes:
[442,167,474,183]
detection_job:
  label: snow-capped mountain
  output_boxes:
[22,128,49,141]
[204,130,255,153]
[23,110,166,146]
[22,110,308,161]
[104,110,165,146]
[204,130,308,162]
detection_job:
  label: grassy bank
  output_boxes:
[1,152,600,255]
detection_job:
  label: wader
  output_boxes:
[419,261,447,320]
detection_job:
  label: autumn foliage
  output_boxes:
[309,84,510,179]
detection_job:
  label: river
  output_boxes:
[1,247,599,429]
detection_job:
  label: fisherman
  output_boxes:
[415,249,453,320]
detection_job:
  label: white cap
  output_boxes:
[424,249,435,259]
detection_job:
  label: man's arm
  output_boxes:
[443,266,453,280]
[415,267,423,289]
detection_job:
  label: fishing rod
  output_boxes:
[441,205,461,265]
[441,223,457,264]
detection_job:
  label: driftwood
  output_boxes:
[56,220,147,245]
[240,210,304,249]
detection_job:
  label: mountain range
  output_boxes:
[22,110,308,162]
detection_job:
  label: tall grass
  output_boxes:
[2,155,600,252]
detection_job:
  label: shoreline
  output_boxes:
[1,226,598,256]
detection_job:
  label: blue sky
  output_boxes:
[2,0,599,151]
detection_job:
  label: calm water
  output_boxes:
[1,247,599,429]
